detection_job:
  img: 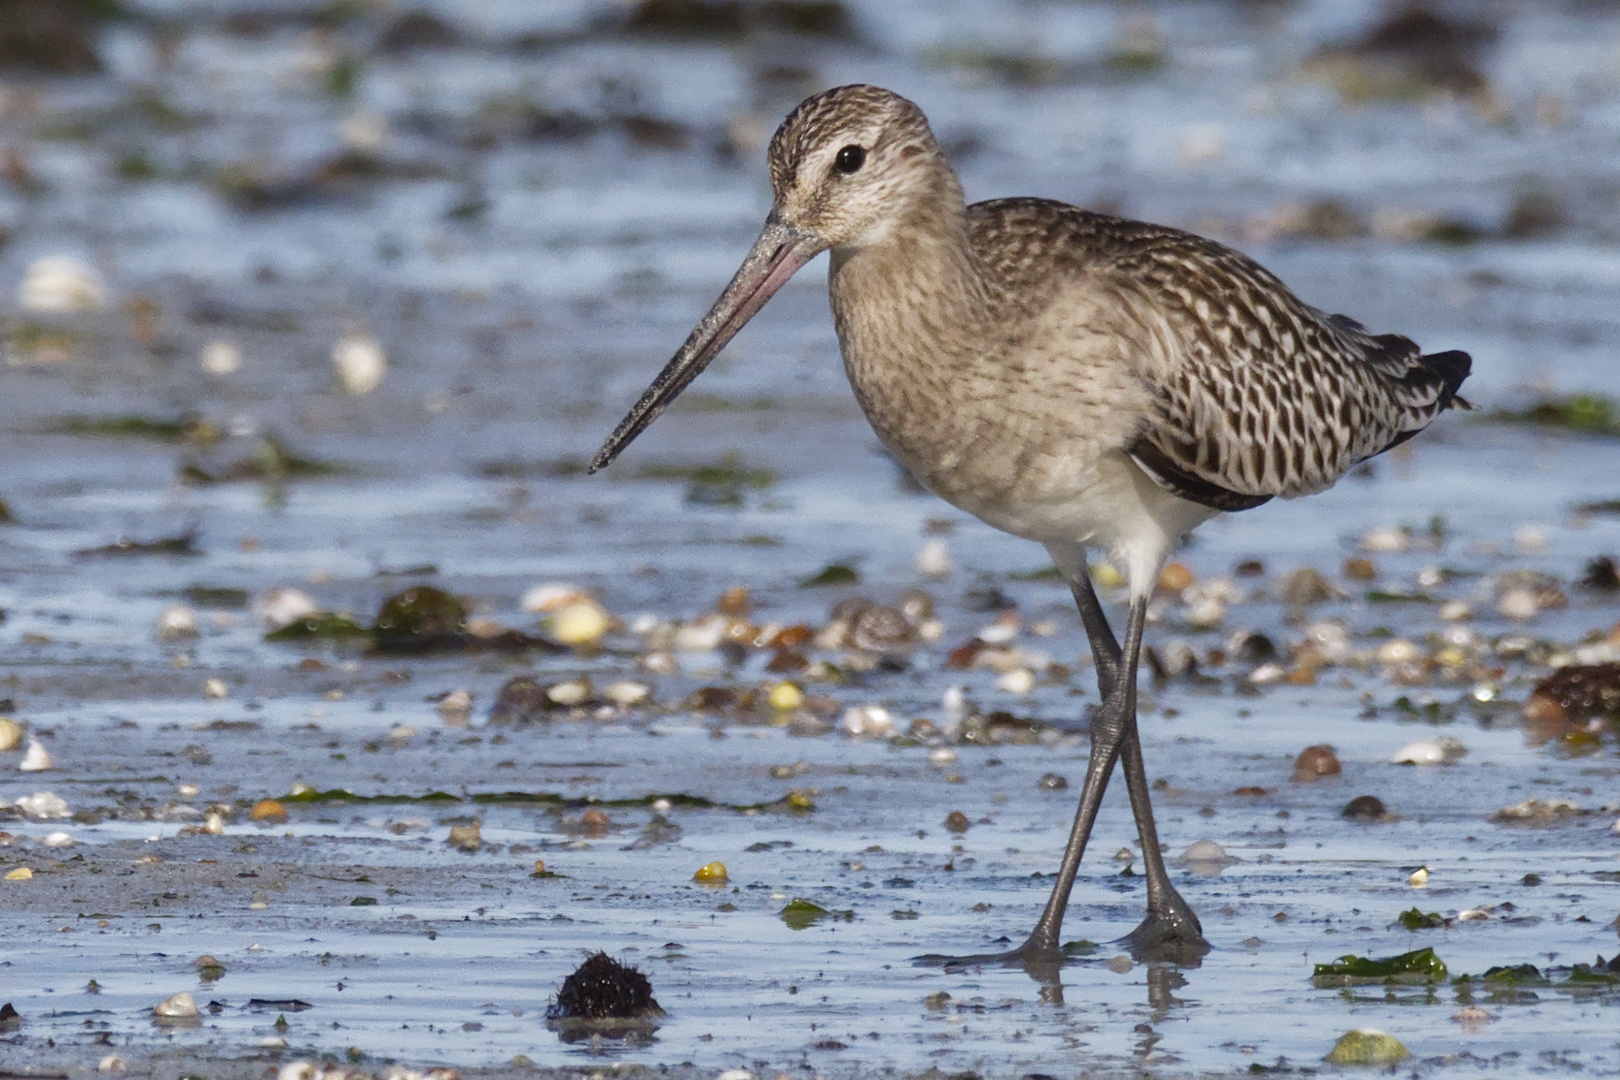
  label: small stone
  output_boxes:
[769,681,804,711]
[0,717,21,752]
[552,600,611,646]
[693,861,728,884]
[1438,599,1470,621]
[255,588,318,629]
[204,812,225,835]
[97,1055,127,1073]
[1343,557,1377,581]
[1496,587,1540,620]
[603,681,651,707]
[1361,526,1408,553]
[250,799,289,824]
[546,679,591,706]
[1409,866,1430,887]
[928,747,958,766]
[1037,772,1068,790]
[1157,562,1194,592]
[447,822,482,852]
[153,991,200,1021]
[1376,638,1422,665]
[436,688,474,724]
[1176,839,1236,871]
[17,791,69,818]
[1291,744,1340,781]
[943,810,971,833]
[1342,795,1387,819]
[19,740,53,772]
[42,831,72,847]
[203,677,229,699]
[1325,1028,1409,1065]
[332,330,386,395]
[994,667,1035,695]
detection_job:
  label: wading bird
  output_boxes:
[590,85,1470,968]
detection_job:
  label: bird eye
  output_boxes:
[833,145,866,174]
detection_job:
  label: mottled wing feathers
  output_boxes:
[965,198,1470,511]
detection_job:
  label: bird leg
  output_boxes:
[914,591,1148,971]
[1063,569,1209,965]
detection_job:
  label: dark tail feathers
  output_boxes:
[1419,349,1472,411]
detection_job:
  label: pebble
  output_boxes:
[1177,839,1236,870]
[19,255,107,312]
[1438,599,1470,621]
[153,991,199,1021]
[915,538,953,577]
[204,812,226,835]
[0,718,20,752]
[1496,587,1540,620]
[1037,772,1068,790]
[447,822,482,852]
[19,740,53,772]
[203,678,229,699]
[840,705,893,737]
[42,831,72,847]
[332,330,386,395]
[943,810,971,833]
[1375,638,1422,665]
[250,798,289,824]
[1390,736,1466,765]
[436,689,473,724]
[1326,1028,1408,1065]
[1341,795,1387,820]
[928,747,958,767]
[97,1056,127,1073]
[199,339,242,375]
[1157,562,1195,592]
[1409,867,1430,887]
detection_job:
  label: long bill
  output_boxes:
[589,215,825,474]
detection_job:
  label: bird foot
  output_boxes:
[912,937,1091,974]
[1118,903,1210,966]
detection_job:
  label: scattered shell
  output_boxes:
[1291,744,1341,781]
[0,718,21,752]
[19,255,107,312]
[203,678,229,699]
[1375,638,1423,665]
[1176,839,1237,872]
[692,861,728,884]
[1391,737,1466,765]
[840,705,893,737]
[18,740,53,772]
[199,340,242,376]
[994,667,1036,695]
[4,868,33,880]
[42,831,72,847]
[547,679,591,707]
[552,600,611,646]
[154,604,199,642]
[915,538,953,577]
[437,688,474,724]
[928,747,958,767]
[204,812,226,835]
[152,991,200,1021]
[1409,867,1430,887]
[1513,525,1549,553]
[1496,587,1540,620]
[1361,526,1409,553]
[1325,1028,1409,1066]
[1438,599,1471,621]
[447,821,482,852]
[16,791,69,818]
[1451,1006,1498,1030]
[256,588,319,628]
[333,330,386,395]
[603,681,651,707]
[522,583,590,613]
[97,1055,127,1073]
[1492,797,1583,823]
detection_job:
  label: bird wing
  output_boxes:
[967,199,1468,511]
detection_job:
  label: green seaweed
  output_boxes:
[1312,946,1447,985]
[1397,907,1446,930]
[372,585,467,651]
[49,414,209,441]
[634,454,775,507]
[800,563,859,587]
[1491,393,1620,438]
[779,898,853,930]
[264,613,369,643]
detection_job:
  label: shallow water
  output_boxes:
[1,1,1619,1076]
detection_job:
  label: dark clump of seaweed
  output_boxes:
[619,0,854,41]
[546,953,663,1043]
[266,587,561,654]
[74,528,201,558]
[634,454,775,508]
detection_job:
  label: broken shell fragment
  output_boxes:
[4,868,32,880]
[1391,737,1466,765]
[447,822,482,851]
[19,740,53,772]
[155,605,199,642]
[20,255,107,312]
[840,705,893,737]
[0,718,21,752]
[916,538,953,578]
[250,799,289,824]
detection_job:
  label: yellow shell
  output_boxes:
[693,861,728,884]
